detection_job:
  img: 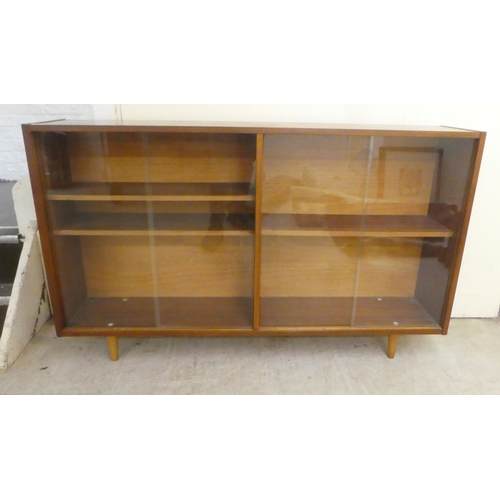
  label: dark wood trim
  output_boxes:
[61,326,442,338]
[440,133,488,333]
[22,121,483,139]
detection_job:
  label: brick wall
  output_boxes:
[0,104,94,181]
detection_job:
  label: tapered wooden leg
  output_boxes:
[107,336,119,362]
[388,335,399,359]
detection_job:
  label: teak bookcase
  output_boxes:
[22,121,486,360]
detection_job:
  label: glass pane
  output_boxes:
[36,131,257,330]
[260,133,478,329]
[147,133,256,329]
[352,136,477,328]
[260,134,370,327]
[36,131,159,328]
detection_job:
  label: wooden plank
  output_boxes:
[24,121,484,138]
[261,297,353,327]
[62,325,442,338]
[154,237,253,298]
[261,237,421,298]
[73,200,253,215]
[357,239,423,298]
[69,297,253,329]
[260,297,439,328]
[261,237,359,298]
[68,133,256,184]
[53,212,254,237]
[81,236,254,298]
[47,182,255,202]
[262,214,453,238]
[82,237,155,298]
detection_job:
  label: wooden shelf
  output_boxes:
[260,297,440,328]
[53,213,254,237]
[262,214,453,238]
[69,297,253,329]
[47,182,255,202]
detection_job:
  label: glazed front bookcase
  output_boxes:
[23,121,486,360]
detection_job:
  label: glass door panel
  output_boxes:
[260,134,370,327]
[351,136,478,328]
[38,131,258,330]
[260,133,478,329]
[146,133,257,330]
[37,131,159,328]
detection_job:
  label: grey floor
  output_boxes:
[1,318,499,394]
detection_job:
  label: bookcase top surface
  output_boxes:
[22,120,484,138]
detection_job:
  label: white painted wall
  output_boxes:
[92,105,120,121]
[120,104,500,319]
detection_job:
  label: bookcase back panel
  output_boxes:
[82,237,156,298]
[367,152,439,215]
[261,237,359,297]
[81,236,253,298]
[261,237,420,298]
[68,133,256,184]
[356,239,422,297]
[154,237,253,297]
[75,201,252,215]
[263,135,441,216]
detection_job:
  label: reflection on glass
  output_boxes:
[37,131,257,329]
[260,134,476,329]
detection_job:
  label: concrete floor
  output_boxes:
[1,318,499,394]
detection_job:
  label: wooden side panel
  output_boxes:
[35,132,72,189]
[81,236,253,298]
[68,133,256,184]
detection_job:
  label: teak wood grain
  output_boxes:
[47,182,255,202]
[22,121,486,360]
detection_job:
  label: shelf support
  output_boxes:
[388,335,399,359]
[107,336,119,362]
